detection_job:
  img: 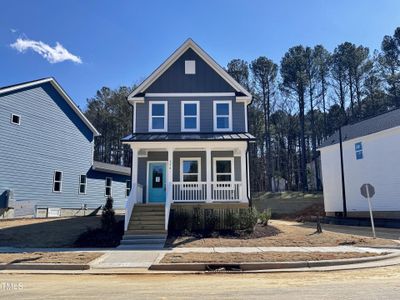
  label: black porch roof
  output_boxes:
[121,132,256,142]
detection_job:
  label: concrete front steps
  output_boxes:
[118,204,167,250]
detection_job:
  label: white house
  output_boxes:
[319,109,400,219]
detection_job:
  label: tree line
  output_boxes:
[84,27,400,193]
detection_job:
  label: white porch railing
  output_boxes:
[124,183,143,231]
[171,182,242,202]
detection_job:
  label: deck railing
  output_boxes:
[171,182,242,202]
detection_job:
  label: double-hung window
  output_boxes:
[53,171,63,192]
[149,101,167,132]
[105,177,112,196]
[79,175,87,194]
[355,142,363,160]
[213,158,233,182]
[126,180,131,197]
[214,101,232,131]
[181,158,201,182]
[181,101,199,131]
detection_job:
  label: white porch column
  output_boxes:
[206,148,212,203]
[240,146,248,203]
[167,148,173,203]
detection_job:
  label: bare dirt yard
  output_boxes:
[0,216,123,248]
[161,251,382,264]
[166,220,398,248]
[0,252,102,264]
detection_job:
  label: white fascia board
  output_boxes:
[127,38,252,100]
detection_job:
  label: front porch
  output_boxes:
[124,140,250,231]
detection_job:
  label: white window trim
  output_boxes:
[105,177,113,197]
[213,100,232,131]
[126,180,131,197]
[53,171,63,193]
[180,157,201,182]
[11,113,21,125]
[213,157,234,182]
[148,101,168,132]
[181,101,200,132]
[79,174,87,195]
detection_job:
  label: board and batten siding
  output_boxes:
[320,126,400,213]
[145,48,236,93]
[0,82,127,215]
[135,96,246,133]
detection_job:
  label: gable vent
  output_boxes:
[185,60,196,74]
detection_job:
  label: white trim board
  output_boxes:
[127,38,252,102]
[0,77,100,136]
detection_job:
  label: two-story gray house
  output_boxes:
[0,78,131,218]
[121,39,254,248]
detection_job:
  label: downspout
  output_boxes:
[338,126,347,217]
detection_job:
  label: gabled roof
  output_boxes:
[0,77,100,136]
[319,108,400,149]
[128,38,252,102]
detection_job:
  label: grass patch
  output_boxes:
[161,252,383,264]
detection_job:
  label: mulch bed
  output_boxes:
[166,221,398,248]
[161,252,383,264]
[0,252,102,264]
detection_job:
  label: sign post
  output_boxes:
[360,183,376,238]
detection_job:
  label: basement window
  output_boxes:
[11,114,21,125]
[355,142,363,160]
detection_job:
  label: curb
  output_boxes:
[149,252,400,272]
[0,263,90,271]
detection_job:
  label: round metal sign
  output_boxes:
[360,183,375,198]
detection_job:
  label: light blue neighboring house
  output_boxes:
[0,78,131,218]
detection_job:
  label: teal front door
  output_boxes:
[148,162,167,203]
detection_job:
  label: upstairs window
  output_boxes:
[126,180,131,197]
[185,60,196,74]
[214,101,232,131]
[149,101,167,132]
[355,142,363,160]
[79,175,87,194]
[11,114,21,125]
[105,177,112,196]
[181,158,201,182]
[53,171,63,192]
[181,101,199,131]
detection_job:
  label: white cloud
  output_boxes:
[10,28,18,33]
[10,38,82,64]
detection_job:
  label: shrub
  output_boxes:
[191,207,204,232]
[101,196,116,232]
[259,208,272,226]
[170,209,191,233]
[240,207,258,232]
[204,209,219,233]
[225,209,240,231]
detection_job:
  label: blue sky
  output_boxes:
[1,0,400,109]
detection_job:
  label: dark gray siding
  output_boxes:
[135,96,246,133]
[136,150,241,202]
[145,48,235,93]
[0,83,127,214]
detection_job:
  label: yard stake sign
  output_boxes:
[360,183,376,238]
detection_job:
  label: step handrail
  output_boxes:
[124,183,143,231]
